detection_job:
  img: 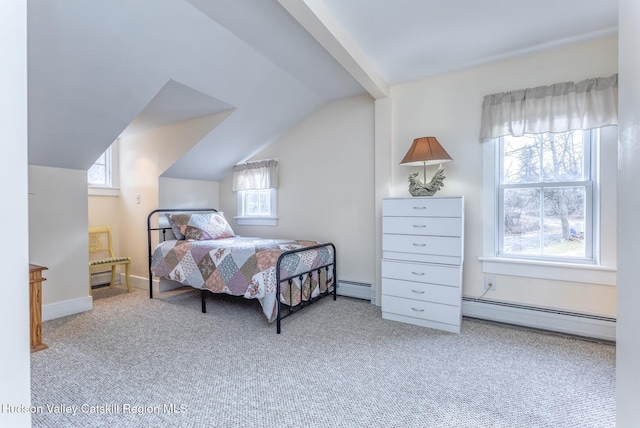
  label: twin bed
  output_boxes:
[147,208,337,333]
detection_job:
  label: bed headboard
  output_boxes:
[156,211,186,241]
[147,208,218,239]
[146,208,217,298]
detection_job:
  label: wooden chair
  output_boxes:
[88,226,131,295]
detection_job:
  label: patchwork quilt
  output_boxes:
[150,237,335,322]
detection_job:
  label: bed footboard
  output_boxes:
[275,243,337,334]
[200,242,337,334]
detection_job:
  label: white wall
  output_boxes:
[374,98,392,300]
[89,195,121,232]
[29,166,92,320]
[159,177,219,209]
[0,2,30,426]
[220,94,375,285]
[388,36,618,317]
[616,0,640,425]
[118,114,226,284]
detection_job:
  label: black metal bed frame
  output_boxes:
[147,208,337,334]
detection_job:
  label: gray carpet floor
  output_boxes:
[31,286,615,428]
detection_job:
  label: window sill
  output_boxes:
[88,186,120,197]
[479,257,616,286]
[235,216,278,226]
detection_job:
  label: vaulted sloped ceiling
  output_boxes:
[27,0,365,181]
[27,0,617,182]
[119,80,235,139]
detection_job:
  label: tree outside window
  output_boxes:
[499,130,595,261]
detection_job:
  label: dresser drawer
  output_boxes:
[381,295,460,325]
[382,216,461,237]
[381,260,461,287]
[382,278,460,305]
[382,234,462,259]
[383,197,462,218]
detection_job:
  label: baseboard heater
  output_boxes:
[462,297,616,342]
[337,280,375,303]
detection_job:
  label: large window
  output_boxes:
[480,75,617,284]
[498,130,596,263]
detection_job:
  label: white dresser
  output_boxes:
[381,196,464,333]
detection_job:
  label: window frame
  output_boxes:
[496,130,597,264]
[481,127,617,286]
[235,188,278,226]
[88,141,119,196]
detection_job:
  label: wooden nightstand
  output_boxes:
[29,264,48,352]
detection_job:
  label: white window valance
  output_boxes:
[232,159,279,191]
[479,74,618,139]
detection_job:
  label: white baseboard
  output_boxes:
[42,296,93,321]
[126,273,183,294]
[91,271,118,286]
[462,297,616,342]
[127,273,150,291]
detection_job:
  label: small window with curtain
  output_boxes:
[233,159,278,226]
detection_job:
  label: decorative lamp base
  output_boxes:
[408,164,446,197]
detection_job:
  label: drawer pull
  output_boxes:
[411,289,425,294]
[412,243,426,247]
[413,225,426,228]
[413,206,427,210]
[411,272,425,276]
[411,307,425,312]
